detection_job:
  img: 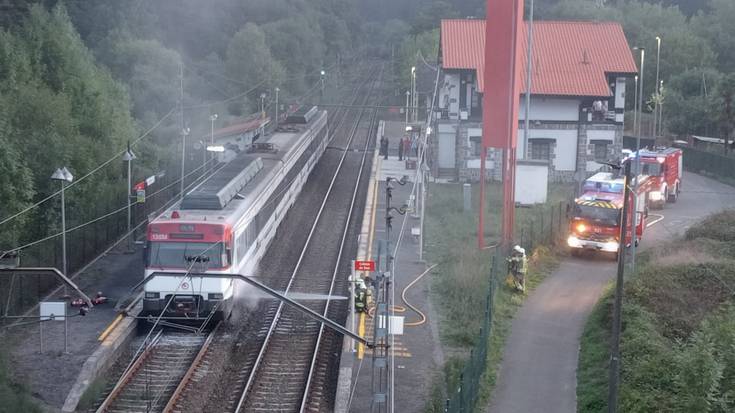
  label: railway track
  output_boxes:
[160,64,383,413]
[95,324,218,413]
[235,74,380,412]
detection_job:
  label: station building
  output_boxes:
[433,19,638,182]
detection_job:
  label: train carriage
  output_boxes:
[142,107,328,320]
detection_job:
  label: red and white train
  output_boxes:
[142,107,328,320]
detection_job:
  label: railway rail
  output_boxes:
[234,68,380,412]
[95,324,218,413]
[98,63,383,413]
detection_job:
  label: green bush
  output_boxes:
[578,211,735,412]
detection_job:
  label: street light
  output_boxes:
[180,127,190,199]
[209,114,218,146]
[274,87,280,130]
[122,147,136,252]
[658,80,664,136]
[320,70,326,100]
[51,166,73,354]
[260,93,266,119]
[633,75,638,139]
[411,66,417,123]
[653,36,661,137]
[405,90,411,127]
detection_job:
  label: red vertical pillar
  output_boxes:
[482,0,524,249]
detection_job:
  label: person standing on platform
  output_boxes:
[398,136,404,161]
[383,136,389,160]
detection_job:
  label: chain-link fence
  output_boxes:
[680,146,735,181]
[517,200,571,254]
[444,200,571,412]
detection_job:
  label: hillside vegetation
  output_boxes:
[578,210,735,413]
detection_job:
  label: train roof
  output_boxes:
[153,109,327,228]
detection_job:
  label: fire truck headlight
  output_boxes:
[649,191,662,201]
[567,236,582,248]
[603,241,619,252]
[575,223,587,233]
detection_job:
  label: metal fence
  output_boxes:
[680,146,735,181]
[517,201,570,254]
[444,200,570,412]
[1,160,209,318]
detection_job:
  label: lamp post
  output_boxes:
[180,127,190,199]
[523,0,535,159]
[411,66,417,123]
[633,75,638,139]
[51,166,73,354]
[653,36,661,138]
[405,90,411,128]
[274,87,280,130]
[658,80,664,137]
[320,69,326,100]
[209,114,218,172]
[122,147,136,252]
[260,93,266,119]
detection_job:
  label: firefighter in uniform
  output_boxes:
[506,245,528,292]
[354,278,369,313]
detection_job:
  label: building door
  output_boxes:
[438,131,456,169]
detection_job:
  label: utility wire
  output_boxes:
[2,157,219,255]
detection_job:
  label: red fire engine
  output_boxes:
[637,147,683,209]
[567,171,655,259]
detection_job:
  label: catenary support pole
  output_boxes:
[608,160,632,413]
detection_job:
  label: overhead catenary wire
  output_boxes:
[2,156,219,255]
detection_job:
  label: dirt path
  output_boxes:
[487,172,735,413]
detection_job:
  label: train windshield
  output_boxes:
[573,204,620,226]
[147,242,225,268]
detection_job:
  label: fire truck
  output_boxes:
[567,171,655,258]
[636,147,683,209]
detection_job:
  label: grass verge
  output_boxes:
[424,182,566,411]
[577,210,735,413]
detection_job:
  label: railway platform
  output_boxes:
[337,121,442,413]
[4,240,144,412]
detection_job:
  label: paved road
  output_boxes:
[487,172,735,413]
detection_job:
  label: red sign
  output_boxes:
[354,260,375,272]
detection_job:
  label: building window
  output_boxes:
[531,141,551,160]
[594,142,608,161]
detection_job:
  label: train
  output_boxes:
[142,106,328,321]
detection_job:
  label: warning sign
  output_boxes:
[354,260,375,272]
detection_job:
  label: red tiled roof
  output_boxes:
[440,19,637,96]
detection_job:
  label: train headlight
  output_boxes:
[567,236,582,248]
[575,223,587,233]
[145,292,160,299]
[208,293,224,300]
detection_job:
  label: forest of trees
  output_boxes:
[0,0,360,252]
